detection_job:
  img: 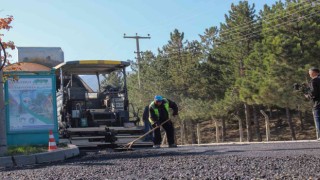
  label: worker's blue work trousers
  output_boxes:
[143,120,153,141]
[152,120,175,145]
[313,108,320,139]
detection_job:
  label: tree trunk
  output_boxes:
[191,121,197,144]
[184,120,189,144]
[305,110,313,124]
[211,118,215,143]
[221,118,226,142]
[253,105,262,141]
[268,105,272,119]
[0,49,8,155]
[275,108,280,120]
[244,103,252,142]
[286,107,296,140]
[215,119,220,143]
[298,108,304,130]
[260,110,270,141]
[235,115,244,142]
[173,120,177,145]
[180,120,184,145]
[196,122,200,144]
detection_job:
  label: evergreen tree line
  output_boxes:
[110,0,320,143]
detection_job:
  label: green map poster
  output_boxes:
[7,77,55,132]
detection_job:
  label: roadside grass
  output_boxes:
[6,145,47,156]
[4,143,68,156]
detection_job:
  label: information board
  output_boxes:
[6,76,55,132]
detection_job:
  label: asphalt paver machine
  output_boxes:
[54,60,148,147]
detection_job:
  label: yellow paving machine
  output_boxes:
[54,60,150,147]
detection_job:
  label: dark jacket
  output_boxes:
[142,106,149,122]
[309,76,320,109]
[149,98,178,123]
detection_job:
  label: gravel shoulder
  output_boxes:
[1,141,320,179]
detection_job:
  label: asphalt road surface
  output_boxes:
[1,141,320,179]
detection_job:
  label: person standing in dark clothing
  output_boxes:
[149,95,178,148]
[86,109,97,127]
[307,67,320,139]
[142,105,152,141]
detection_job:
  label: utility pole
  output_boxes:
[123,33,151,89]
[0,44,7,155]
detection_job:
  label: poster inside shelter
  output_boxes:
[7,77,54,131]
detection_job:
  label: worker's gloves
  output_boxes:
[304,93,312,100]
[172,113,178,120]
[153,121,160,127]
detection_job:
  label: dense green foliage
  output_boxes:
[124,0,320,141]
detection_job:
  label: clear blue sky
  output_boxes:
[0,0,278,63]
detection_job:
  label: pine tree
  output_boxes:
[217,1,260,142]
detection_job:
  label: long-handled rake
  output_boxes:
[114,118,173,151]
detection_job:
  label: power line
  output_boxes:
[220,9,320,44]
[219,0,314,36]
[216,1,320,43]
[221,2,314,34]
[146,8,319,54]
[135,5,216,35]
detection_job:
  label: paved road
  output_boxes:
[1,141,320,179]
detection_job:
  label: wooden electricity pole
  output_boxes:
[123,33,151,89]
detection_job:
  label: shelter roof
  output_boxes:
[3,62,51,72]
[54,60,130,75]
